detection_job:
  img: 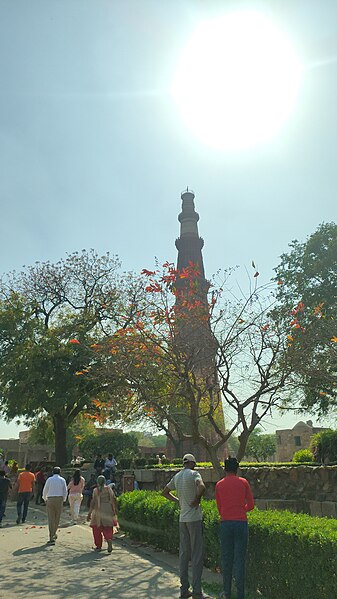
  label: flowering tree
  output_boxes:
[92,261,295,474]
[0,250,143,465]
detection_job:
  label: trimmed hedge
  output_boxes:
[145,460,319,469]
[118,490,337,599]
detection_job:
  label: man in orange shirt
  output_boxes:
[16,463,35,524]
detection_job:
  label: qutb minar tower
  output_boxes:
[167,189,225,459]
[176,188,206,278]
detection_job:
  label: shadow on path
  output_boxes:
[1,503,181,599]
[13,544,49,556]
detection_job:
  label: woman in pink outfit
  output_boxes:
[67,469,85,523]
[87,475,117,553]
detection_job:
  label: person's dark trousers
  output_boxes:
[179,520,204,597]
[35,483,44,504]
[219,520,248,599]
[0,497,6,522]
[17,492,31,521]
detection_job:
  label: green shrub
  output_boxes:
[118,491,337,599]
[147,457,159,466]
[172,458,183,465]
[293,449,314,463]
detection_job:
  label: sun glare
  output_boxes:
[172,11,302,150]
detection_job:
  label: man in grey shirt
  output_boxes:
[162,454,210,599]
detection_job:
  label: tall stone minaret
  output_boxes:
[167,189,225,460]
[174,188,213,364]
[175,188,206,279]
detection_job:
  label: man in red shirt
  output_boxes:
[215,457,254,599]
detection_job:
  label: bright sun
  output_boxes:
[172,11,302,150]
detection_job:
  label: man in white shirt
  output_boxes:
[162,454,209,599]
[104,454,117,479]
[42,466,68,545]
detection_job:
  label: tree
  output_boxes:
[244,428,276,462]
[129,431,167,448]
[78,430,138,461]
[94,262,294,475]
[310,430,337,463]
[28,413,97,461]
[0,250,141,465]
[273,222,337,415]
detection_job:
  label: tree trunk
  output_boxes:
[206,443,224,479]
[237,431,250,461]
[53,414,68,466]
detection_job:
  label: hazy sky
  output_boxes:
[0,0,336,438]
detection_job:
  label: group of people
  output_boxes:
[0,461,118,553]
[162,453,254,599]
[1,452,254,598]
[93,452,117,479]
[42,467,117,549]
[1,463,118,548]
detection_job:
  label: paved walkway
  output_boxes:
[0,502,219,599]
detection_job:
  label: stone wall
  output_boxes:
[0,438,55,466]
[133,465,337,518]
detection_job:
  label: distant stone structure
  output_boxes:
[0,430,54,467]
[275,420,328,461]
[166,189,225,460]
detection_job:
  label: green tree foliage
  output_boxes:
[226,435,240,456]
[273,222,337,414]
[129,431,167,448]
[28,414,97,460]
[310,429,337,463]
[244,428,276,462]
[292,448,314,463]
[78,430,138,461]
[0,250,140,465]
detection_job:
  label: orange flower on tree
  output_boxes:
[313,302,324,316]
[331,336,337,343]
[69,339,80,345]
[145,282,162,293]
[291,301,305,316]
